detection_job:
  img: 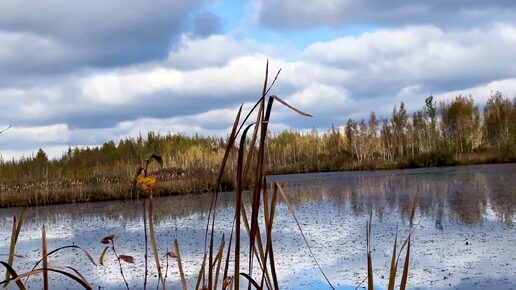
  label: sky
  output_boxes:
[1,0,516,160]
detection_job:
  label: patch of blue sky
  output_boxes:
[207,0,245,32]
[206,1,378,49]
[253,23,378,48]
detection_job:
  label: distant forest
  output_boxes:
[0,92,515,202]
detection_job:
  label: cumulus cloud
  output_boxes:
[0,124,70,151]
[304,24,516,101]
[0,0,209,75]
[166,35,263,70]
[2,1,516,159]
[0,31,79,76]
[190,11,223,37]
[255,0,516,29]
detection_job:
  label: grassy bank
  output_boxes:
[2,92,516,207]
[1,149,514,207]
[0,168,234,207]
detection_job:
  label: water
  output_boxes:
[1,163,515,289]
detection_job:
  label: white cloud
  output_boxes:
[2,14,516,160]
[80,68,182,105]
[434,78,516,104]
[0,0,209,74]
[288,84,348,113]
[166,35,261,69]
[80,54,271,105]
[305,26,443,65]
[0,124,69,145]
[303,24,516,96]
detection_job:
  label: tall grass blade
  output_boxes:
[269,182,279,289]
[261,59,269,99]
[242,97,263,184]
[42,225,48,290]
[222,219,234,290]
[195,253,207,290]
[239,272,261,289]
[400,240,411,290]
[263,177,270,231]
[245,94,311,287]
[143,199,149,290]
[4,216,17,289]
[25,245,95,283]
[275,182,335,289]
[206,104,242,290]
[264,68,282,97]
[0,261,26,290]
[233,62,268,288]
[237,199,272,290]
[400,193,419,290]
[148,197,165,289]
[261,181,279,290]
[64,266,92,289]
[394,220,420,268]
[173,240,187,290]
[366,212,373,290]
[234,123,255,290]
[247,90,276,288]
[5,209,25,289]
[387,223,398,290]
[270,95,313,117]
[258,178,274,290]
[213,234,225,290]
[6,268,92,290]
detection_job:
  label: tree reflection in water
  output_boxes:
[269,163,516,226]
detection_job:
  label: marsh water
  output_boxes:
[1,163,515,289]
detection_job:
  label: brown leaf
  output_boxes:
[271,95,312,117]
[119,255,134,264]
[101,234,116,244]
[166,251,177,259]
[222,276,233,289]
[99,247,109,266]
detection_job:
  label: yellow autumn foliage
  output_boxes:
[136,175,158,192]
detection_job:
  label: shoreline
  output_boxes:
[1,159,515,209]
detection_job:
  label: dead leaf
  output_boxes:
[166,251,177,259]
[99,247,109,266]
[101,234,116,244]
[119,255,134,264]
[223,276,233,289]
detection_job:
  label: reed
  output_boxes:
[364,193,419,290]
[4,208,25,288]
[0,211,95,289]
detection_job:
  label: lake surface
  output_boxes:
[1,163,515,289]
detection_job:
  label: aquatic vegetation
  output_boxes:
[0,217,95,290]
[99,234,133,290]
[365,193,418,290]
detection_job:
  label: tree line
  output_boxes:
[1,92,515,183]
[268,92,515,172]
